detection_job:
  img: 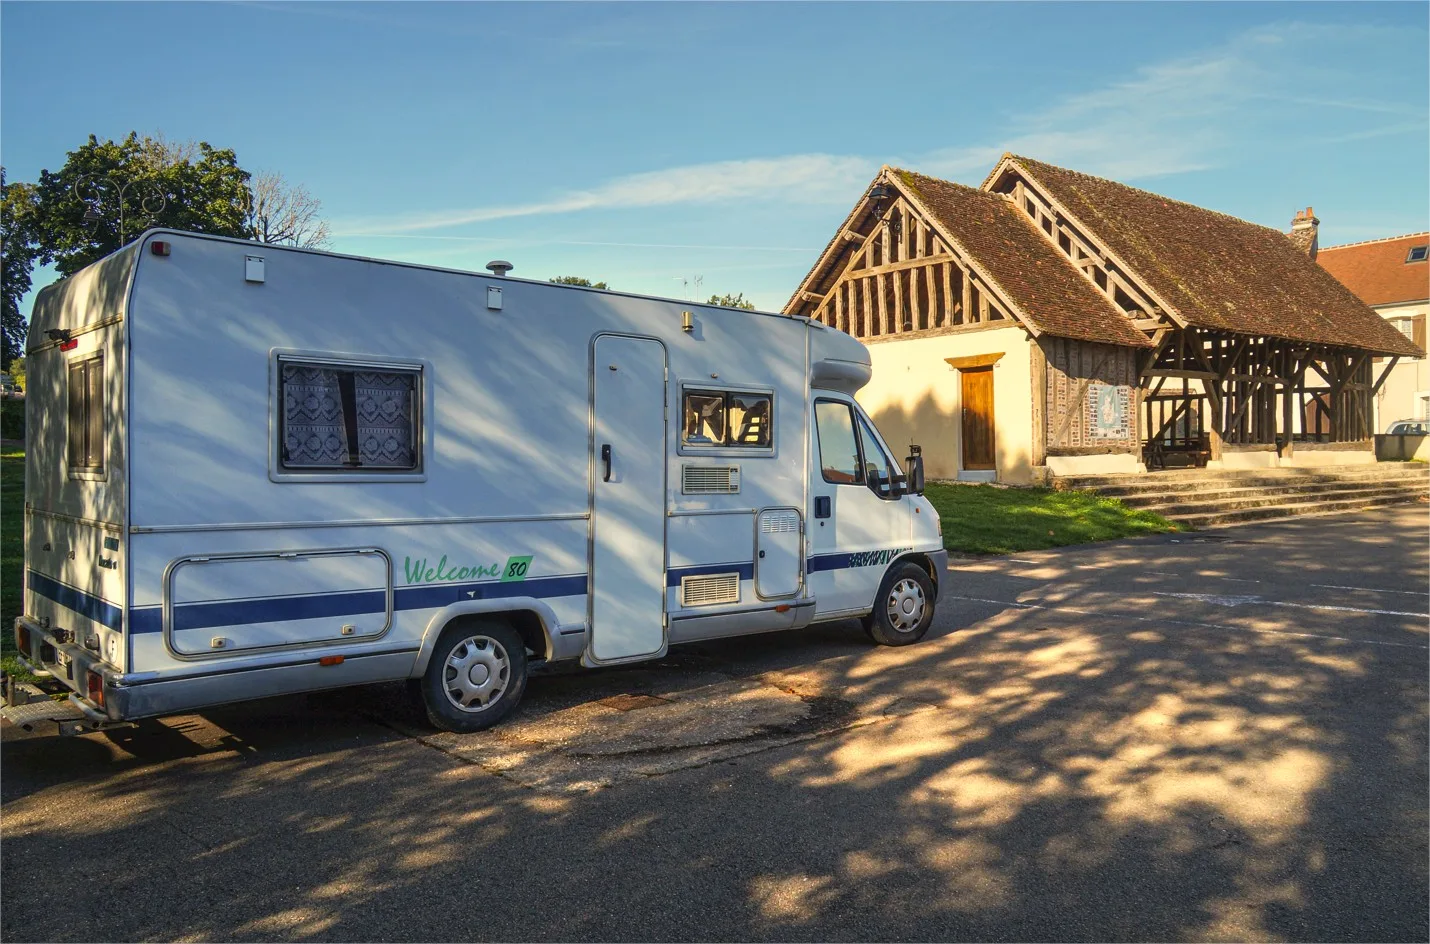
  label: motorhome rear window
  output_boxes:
[67,354,105,474]
[278,360,421,471]
[682,389,772,448]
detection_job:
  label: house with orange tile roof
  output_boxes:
[784,156,1422,483]
[1318,232,1429,428]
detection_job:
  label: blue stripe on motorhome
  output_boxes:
[27,571,124,630]
[127,573,590,635]
[665,562,755,587]
[806,553,852,574]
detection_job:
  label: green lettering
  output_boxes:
[404,557,424,584]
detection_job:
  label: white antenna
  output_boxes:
[694,275,703,301]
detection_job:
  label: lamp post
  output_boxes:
[73,173,168,245]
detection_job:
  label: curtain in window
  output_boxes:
[282,364,416,469]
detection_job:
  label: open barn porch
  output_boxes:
[1140,325,1398,471]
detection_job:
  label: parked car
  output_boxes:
[1385,420,1429,435]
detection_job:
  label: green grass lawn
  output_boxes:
[925,481,1184,555]
[2,443,24,675]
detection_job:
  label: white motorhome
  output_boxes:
[5,230,946,734]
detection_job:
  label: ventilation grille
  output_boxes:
[680,572,740,607]
[682,465,740,494]
[760,510,801,533]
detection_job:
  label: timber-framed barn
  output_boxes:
[784,155,1425,483]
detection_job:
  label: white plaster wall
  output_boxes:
[858,326,1034,484]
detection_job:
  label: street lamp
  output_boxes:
[73,173,169,244]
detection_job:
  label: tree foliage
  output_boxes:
[33,133,253,277]
[708,292,755,310]
[1,168,39,368]
[549,276,610,290]
[2,133,331,366]
[246,170,331,248]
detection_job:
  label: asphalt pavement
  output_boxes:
[2,504,1427,942]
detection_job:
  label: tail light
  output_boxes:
[15,625,30,659]
[86,671,105,708]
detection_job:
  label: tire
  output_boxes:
[862,562,935,647]
[419,620,528,732]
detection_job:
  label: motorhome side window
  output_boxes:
[814,400,862,484]
[682,389,772,448]
[279,360,421,472]
[67,354,105,473]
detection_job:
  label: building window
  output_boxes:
[681,389,772,448]
[1407,246,1428,263]
[278,359,421,472]
[67,354,105,474]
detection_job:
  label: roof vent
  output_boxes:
[485,260,514,277]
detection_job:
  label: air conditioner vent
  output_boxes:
[760,510,801,533]
[682,465,740,494]
[680,572,740,607]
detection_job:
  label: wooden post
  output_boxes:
[962,275,973,326]
[924,264,936,332]
[869,273,880,336]
[892,268,905,332]
[1031,339,1047,468]
[941,262,953,329]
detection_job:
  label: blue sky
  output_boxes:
[3,2,1427,314]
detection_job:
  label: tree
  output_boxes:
[1,167,39,368]
[550,276,610,289]
[708,292,755,310]
[31,133,253,277]
[245,170,331,248]
[8,357,23,390]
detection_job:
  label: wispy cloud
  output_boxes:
[337,154,874,235]
[334,20,1424,237]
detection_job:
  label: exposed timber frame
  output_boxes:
[786,173,1025,343]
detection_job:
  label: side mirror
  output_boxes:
[867,468,890,498]
[906,447,925,495]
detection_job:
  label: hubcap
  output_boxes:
[442,635,511,712]
[886,578,926,632]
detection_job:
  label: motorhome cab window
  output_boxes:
[815,400,861,483]
[279,360,421,471]
[66,354,105,473]
[682,389,772,448]
[815,399,899,485]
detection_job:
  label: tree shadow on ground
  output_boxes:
[2,513,1426,942]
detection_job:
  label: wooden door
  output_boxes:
[961,367,996,471]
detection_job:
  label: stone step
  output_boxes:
[1134,483,1428,519]
[1172,492,1427,529]
[1058,465,1428,495]
[1112,478,1430,509]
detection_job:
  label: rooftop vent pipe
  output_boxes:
[486,260,514,277]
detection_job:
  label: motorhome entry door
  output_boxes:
[589,335,668,662]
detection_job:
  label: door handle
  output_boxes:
[601,444,612,482]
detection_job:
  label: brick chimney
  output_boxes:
[1288,206,1319,260]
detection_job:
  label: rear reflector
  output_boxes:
[319,655,344,666]
[150,241,170,256]
[15,625,30,658]
[59,339,78,351]
[86,671,105,708]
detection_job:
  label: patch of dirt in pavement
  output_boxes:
[399,676,891,793]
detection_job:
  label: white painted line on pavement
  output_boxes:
[1153,591,1428,620]
[1312,583,1429,597]
[949,594,1429,650]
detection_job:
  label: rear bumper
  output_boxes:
[11,616,118,719]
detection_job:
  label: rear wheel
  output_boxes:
[419,621,528,732]
[862,562,935,646]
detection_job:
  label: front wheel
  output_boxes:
[862,562,935,646]
[420,621,528,732]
